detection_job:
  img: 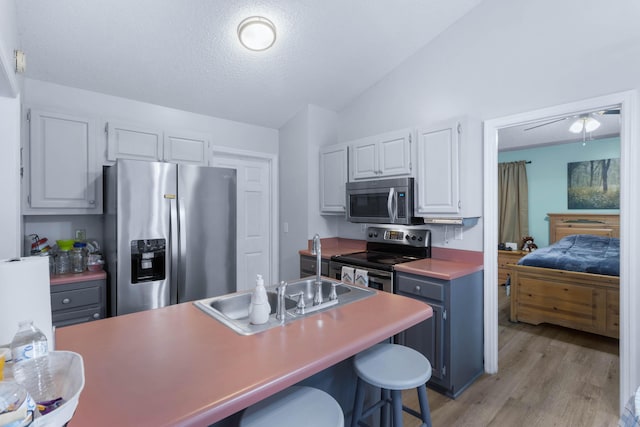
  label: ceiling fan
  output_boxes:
[523,107,620,132]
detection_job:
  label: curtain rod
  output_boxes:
[499,160,532,164]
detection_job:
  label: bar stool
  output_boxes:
[240,385,344,427]
[351,343,432,427]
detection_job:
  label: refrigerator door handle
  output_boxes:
[169,197,179,305]
[178,198,188,299]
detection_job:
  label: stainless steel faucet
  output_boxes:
[311,233,323,305]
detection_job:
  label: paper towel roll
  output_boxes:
[0,257,53,349]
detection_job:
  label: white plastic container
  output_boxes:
[249,274,271,325]
[31,351,85,427]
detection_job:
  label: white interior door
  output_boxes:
[211,151,274,290]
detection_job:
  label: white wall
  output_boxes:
[279,107,309,281]
[22,78,279,155]
[0,0,19,97]
[0,95,21,258]
[0,0,21,259]
[337,0,640,251]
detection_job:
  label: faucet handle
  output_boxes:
[292,292,306,315]
[329,283,338,301]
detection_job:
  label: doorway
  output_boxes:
[210,147,279,290]
[483,90,639,412]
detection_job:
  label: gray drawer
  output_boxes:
[52,306,104,328]
[51,286,101,311]
[396,274,445,302]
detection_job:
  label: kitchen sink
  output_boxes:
[193,277,375,335]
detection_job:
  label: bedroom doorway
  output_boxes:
[483,90,639,414]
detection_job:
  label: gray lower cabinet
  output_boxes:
[395,270,483,398]
[299,255,329,278]
[50,279,107,328]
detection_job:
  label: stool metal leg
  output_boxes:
[417,384,432,427]
[381,388,390,427]
[352,378,366,427]
[391,390,403,427]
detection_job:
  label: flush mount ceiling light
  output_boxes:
[237,16,276,51]
[569,115,601,134]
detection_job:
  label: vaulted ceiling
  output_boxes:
[16,0,483,129]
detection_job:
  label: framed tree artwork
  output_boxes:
[567,157,620,209]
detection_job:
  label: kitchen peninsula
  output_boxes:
[56,288,432,426]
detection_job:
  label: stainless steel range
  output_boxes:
[329,226,431,293]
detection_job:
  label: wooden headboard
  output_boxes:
[547,213,620,244]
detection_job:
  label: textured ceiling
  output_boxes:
[15,0,483,129]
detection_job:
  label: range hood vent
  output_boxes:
[422,217,480,227]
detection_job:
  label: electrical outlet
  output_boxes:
[454,227,463,240]
[361,224,367,232]
[283,222,289,233]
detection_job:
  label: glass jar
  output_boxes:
[71,248,84,273]
[56,250,71,274]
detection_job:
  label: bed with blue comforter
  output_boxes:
[509,217,620,338]
[517,234,620,277]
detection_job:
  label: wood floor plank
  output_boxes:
[400,286,619,426]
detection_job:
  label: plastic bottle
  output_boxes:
[249,274,271,325]
[10,320,54,403]
[0,381,36,426]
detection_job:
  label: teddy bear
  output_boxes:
[521,236,538,252]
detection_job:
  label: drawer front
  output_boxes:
[396,274,445,302]
[51,286,101,311]
[52,306,104,328]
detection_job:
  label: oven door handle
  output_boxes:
[387,187,395,223]
[366,271,392,281]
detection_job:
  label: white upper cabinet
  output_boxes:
[106,121,163,162]
[416,119,460,214]
[25,109,101,213]
[107,122,209,165]
[350,128,412,181]
[320,143,348,214]
[163,130,209,166]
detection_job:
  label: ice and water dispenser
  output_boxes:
[130,239,166,283]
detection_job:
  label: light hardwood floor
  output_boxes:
[401,286,620,426]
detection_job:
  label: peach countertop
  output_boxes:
[50,270,106,285]
[299,237,366,259]
[56,289,432,427]
[300,238,483,281]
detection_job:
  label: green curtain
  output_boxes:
[498,161,529,244]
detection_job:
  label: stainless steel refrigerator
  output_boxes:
[104,159,236,316]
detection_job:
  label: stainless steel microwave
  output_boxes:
[346,177,419,225]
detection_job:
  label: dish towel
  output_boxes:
[341,266,355,284]
[354,269,369,287]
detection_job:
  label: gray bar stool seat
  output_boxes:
[352,343,432,427]
[240,385,344,427]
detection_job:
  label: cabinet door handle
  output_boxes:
[62,298,71,304]
[414,285,421,293]
[92,313,100,319]
[89,200,95,205]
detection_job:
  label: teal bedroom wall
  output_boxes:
[498,137,620,248]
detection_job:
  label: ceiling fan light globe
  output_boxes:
[584,117,601,132]
[569,119,584,134]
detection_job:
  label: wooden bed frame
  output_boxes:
[509,213,620,338]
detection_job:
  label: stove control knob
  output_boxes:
[418,236,423,242]
[368,233,373,238]
[373,232,379,238]
[406,235,411,240]
[411,235,416,241]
